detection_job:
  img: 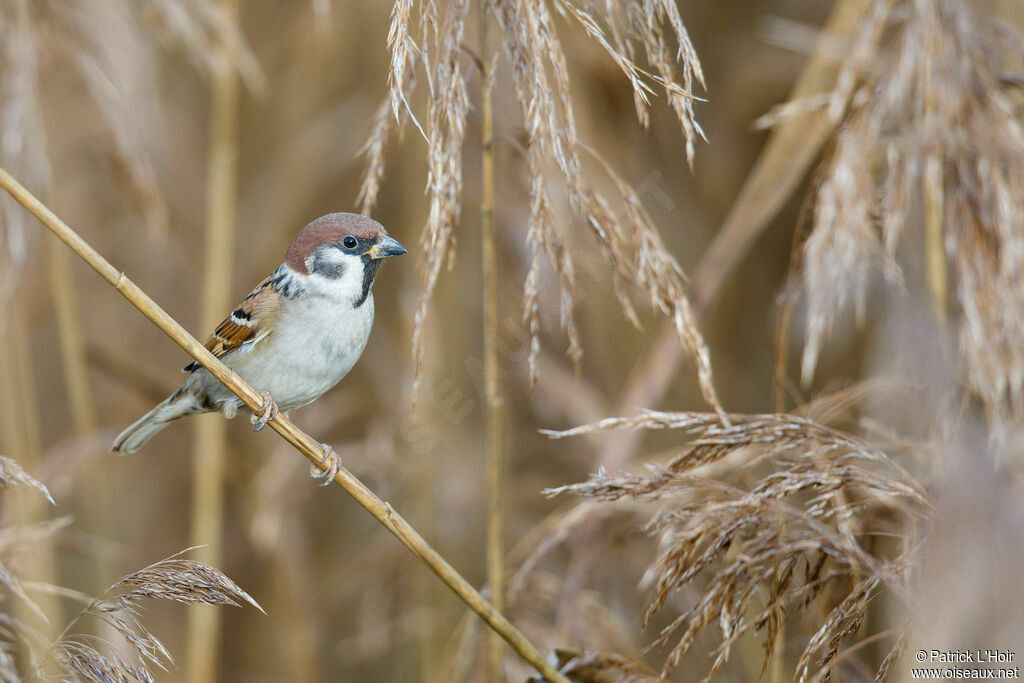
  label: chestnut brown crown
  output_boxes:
[285,213,387,274]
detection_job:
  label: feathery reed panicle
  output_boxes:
[411,0,471,401]
[792,0,1024,434]
[0,455,63,638]
[545,409,927,680]
[496,0,722,413]
[554,0,706,165]
[0,453,259,682]
[44,549,261,682]
[364,0,722,414]
[0,455,54,505]
[102,553,262,611]
[357,0,421,216]
[358,65,418,217]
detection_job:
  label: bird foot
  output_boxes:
[311,443,341,486]
[250,391,278,432]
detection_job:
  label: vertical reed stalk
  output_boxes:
[46,232,113,584]
[186,1,240,679]
[922,55,946,323]
[770,622,787,683]
[923,156,947,322]
[46,235,98,436]
[0,294,63,646]
[479,2,504,679]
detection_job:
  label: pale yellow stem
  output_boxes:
[187,0,240,679]
[0,293,63,651]
[923,156,947,321]
[479,2,505,680]
[46,232,114,586]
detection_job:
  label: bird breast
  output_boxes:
[232,292,375,411]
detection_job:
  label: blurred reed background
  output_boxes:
[0,0,1023,681]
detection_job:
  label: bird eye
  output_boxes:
[342,236,358,250]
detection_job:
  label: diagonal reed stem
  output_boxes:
[0,167,568,683]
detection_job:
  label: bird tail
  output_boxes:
[112,391,201,454]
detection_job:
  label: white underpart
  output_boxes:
[194,256,375,414]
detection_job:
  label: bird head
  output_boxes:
[285,212,407,306]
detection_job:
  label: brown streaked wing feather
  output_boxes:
[182,278,281,372]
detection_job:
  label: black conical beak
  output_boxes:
[367,235,408,260]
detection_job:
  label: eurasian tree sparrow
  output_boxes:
[112,212,407,482]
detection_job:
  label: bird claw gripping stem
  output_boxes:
[311,443,341,486]
[250,391,278,431]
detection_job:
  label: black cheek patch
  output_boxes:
[310,250,347,280]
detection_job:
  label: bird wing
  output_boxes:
[183,277,282,373]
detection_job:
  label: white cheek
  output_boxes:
[307,253,365,302]
[338,258,365,293]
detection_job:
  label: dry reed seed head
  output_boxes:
[522,145,582,387]
[57,641,155,683]
[795,0,1024,433]
[0,455,53,505]
[106,557,263,613]
[552,0,707,165]
[504,2,721,413]
[358,64,419,215]
[386,0,419,126]
[38,550,263,681]
[870,632,906,683]
[92,613,173,671]
[545,409,926,679]
[407,0,470,403]
[369,0,719,408]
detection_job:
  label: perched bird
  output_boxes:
[112,213,407,482]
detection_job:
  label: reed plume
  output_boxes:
[785,0,1024,434]
[46,549,261,682]
[0,451,260,682]
[360,0,721,413]
[543,405,927,680]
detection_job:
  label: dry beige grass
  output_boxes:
[1,1,1023,680]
